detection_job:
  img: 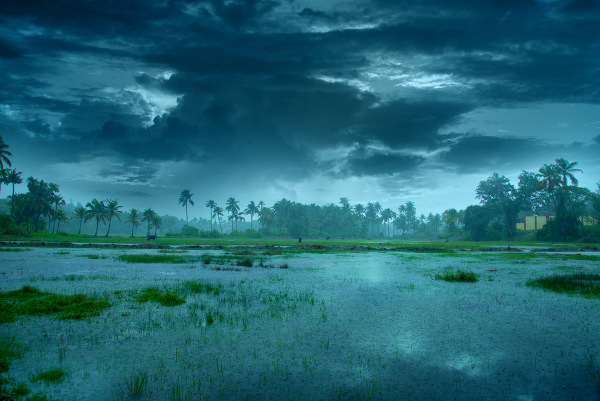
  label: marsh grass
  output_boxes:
[77,254,107,260]
[30,369,66,383]
[53,250,70,255]
[183,281,223,296]
[136,287,186,306]
[0,247,29,252]
[124,370,148,398]
[157,249,189,254]
[435,270,478,282]
[0,285,110,322]
[527,273,600,298]
[0,337,21,374]
[117,254,196,264]
[236,258,254,267]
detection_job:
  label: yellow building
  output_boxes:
[516,215,597,231]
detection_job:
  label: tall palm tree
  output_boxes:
[104,199,122,237]
[213,206,224,234]
[142,208,155,236]
[205,200,217,230]
[244,201,259,229]
[554,158,583,187]
[0,169,7,196]
[536,163,561,193]
[5,169,22,214]
[381,208,393,237]
[50,193,65,233]
[257,201,265,229]
[125,209,141,237]
[0,135,12,169]
[179,190,194,225]
[85,199,106,236]
[151,213,162,236]
[225,197,240,232]
[71,205,86,234]
[55,209,69,233]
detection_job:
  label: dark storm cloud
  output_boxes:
[1,0,599,187]
[341,144,425,177]
[440,134,550,173]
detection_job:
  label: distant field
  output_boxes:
[1,232,598,250]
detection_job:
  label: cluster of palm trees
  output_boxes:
[178,190,263,234]
[71,199,162,237]
[0,136,24,214]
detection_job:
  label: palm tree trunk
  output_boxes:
[95,219,99,236]
[131,223,134,237]
[11,184,15,215]
[210,207,213,230]
[106,218,112,237]
[250,216,253,230]
[78,219,82,235]
[185,204,188,225]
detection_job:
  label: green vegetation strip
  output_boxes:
[435,270,478,282]
[118,254,198,264]
[0,285,110,323]
[527,273,600,298]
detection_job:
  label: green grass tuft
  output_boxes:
[435,269,478,282]
[76,254,107,259]
[0,337,21,374]
[527,273,600,298]
[136,287,185,306]
[0,286,110,322]
[30,369,66,383]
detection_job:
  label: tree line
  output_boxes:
[1,134,599,241]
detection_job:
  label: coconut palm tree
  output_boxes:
[381,208,393,237]
[125,209,141,237]
[0,135,12,169]
[257,201,265,229]
[151,213,162,236]
[244,201,259,229]
[104,199,122,237]
[225,197,240,232]
[179,190,194,225]
[71,205,86,234]
[213,206,224,234]
[85,199,106,236]
[205,200,217,230]
[142,208,155,236]
[554,158,583,187]
[50,193,65,233]
[0,169,7,196]
[55,209,69,232]
[5,169,22,213]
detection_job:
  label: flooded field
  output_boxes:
[1,247,599,400]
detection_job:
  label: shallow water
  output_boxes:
[1,248,599,400]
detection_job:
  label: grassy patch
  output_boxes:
[117,254,196,264]
[183,280,223,296]
[435,269,478,282]
[30,369,66,383]
[157,249,189,254]
[136,287,185,306]
[53,250,70,255]
[0,247,29,252]
[527,273,600,298]
[0,337,21,374]
[0,285,110,322]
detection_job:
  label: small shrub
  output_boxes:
[180,225,199,237]
[435,269,478,282]
[236,258,253,267]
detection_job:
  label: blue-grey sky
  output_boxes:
[1,0,599,219]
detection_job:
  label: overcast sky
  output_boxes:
[1,0,599,220]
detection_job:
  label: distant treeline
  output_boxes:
[1,135,599,241]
